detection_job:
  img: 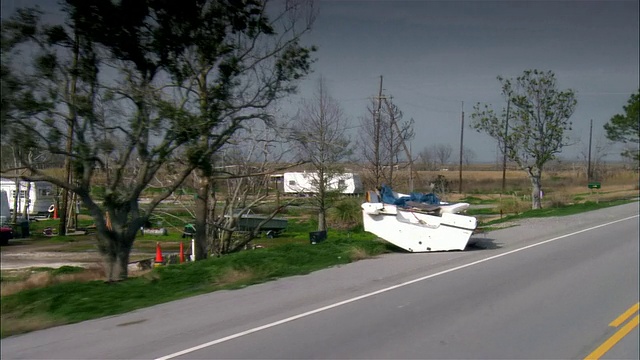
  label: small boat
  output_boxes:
[361,186,477,252]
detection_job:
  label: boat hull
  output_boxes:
[361,202,477,252]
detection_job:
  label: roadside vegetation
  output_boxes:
[1,217,391,338]
[1,168,638,338]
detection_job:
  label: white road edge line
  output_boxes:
[155,215,639,360]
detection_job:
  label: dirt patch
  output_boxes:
[0,239,155,271]
[0,251,103,270]
[0,237,100,270]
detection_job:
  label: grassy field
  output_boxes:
[0,219,392,338]
[0,167,637,338]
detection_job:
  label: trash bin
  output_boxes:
[19,220,30,238]
[182,224,196,238]
[0,226,13,246]
[309,230,327,244]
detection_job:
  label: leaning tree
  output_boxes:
[1,0,315,280]
[471,69,577,209]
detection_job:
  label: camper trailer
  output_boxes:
[283,172,363,195]
[0,190,10,224]
[0,190,12,245]
[0,178,56,216]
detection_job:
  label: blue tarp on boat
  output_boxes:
[379,184,440,207]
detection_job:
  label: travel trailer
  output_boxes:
[282,172,363,195]
[0,190,12,245]
[0,178,56,216]
[0,190,10,224]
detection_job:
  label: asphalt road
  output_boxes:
[2,202,638,359]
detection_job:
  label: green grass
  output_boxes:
[466,208,497,216]
[484,199,635,225]
[460,196,497,205]
[1,222,390,338]
[2,197,637,338]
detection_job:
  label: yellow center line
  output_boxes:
[585,314,639,360]
[609,302,639,327]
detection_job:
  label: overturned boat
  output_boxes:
[361,186,477,252]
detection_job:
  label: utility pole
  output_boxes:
[374,75,384,186]
[458,101,464,194]
[409,142,413,191]
[587,119,593,182]
[502,99,510,194]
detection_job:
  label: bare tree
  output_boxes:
[418,146,438,171]
[358,98,385,189]
[205,126,302,255]
[289,77,352,232]
[434,144,453,167]
[359,96,414,189]
[463,147,476,166]
[578,136,612,180]
[380,98,414,187]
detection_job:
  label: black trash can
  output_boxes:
[19,220,30,238]
[0,226,13,246]
[309,230,327,244]
[182,224,196,238]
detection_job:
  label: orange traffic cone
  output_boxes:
[179,241,185,263]
[53,206,58,219]
[154,242,164,266]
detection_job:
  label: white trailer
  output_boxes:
[0,190,10,224]
[0,178,56,215]
[1,190,12,245]
[283,172,363,195]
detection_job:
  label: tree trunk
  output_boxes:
[527,167,543,209]
[59,189,69,236]
[23,182,32,219]
[11,178,19,224]
[317,209,326,232]
[206,184,219,256]
[102,237,132,281]
[194,175,209,260]
[317,172,327,232]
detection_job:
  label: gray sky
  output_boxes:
[291,0,639,163]
[2,0,637,163]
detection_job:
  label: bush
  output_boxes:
[430,175,449,195]
[329,198,363,230]
[497,197,530,214]
[546,194,571,208]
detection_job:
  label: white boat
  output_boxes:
[361,188,477,252]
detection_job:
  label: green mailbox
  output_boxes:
[588,182,601,189]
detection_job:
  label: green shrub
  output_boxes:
[91,186,105,199]
[51,266,85,276]
[329,198,363,230]
[497,197,530,214]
